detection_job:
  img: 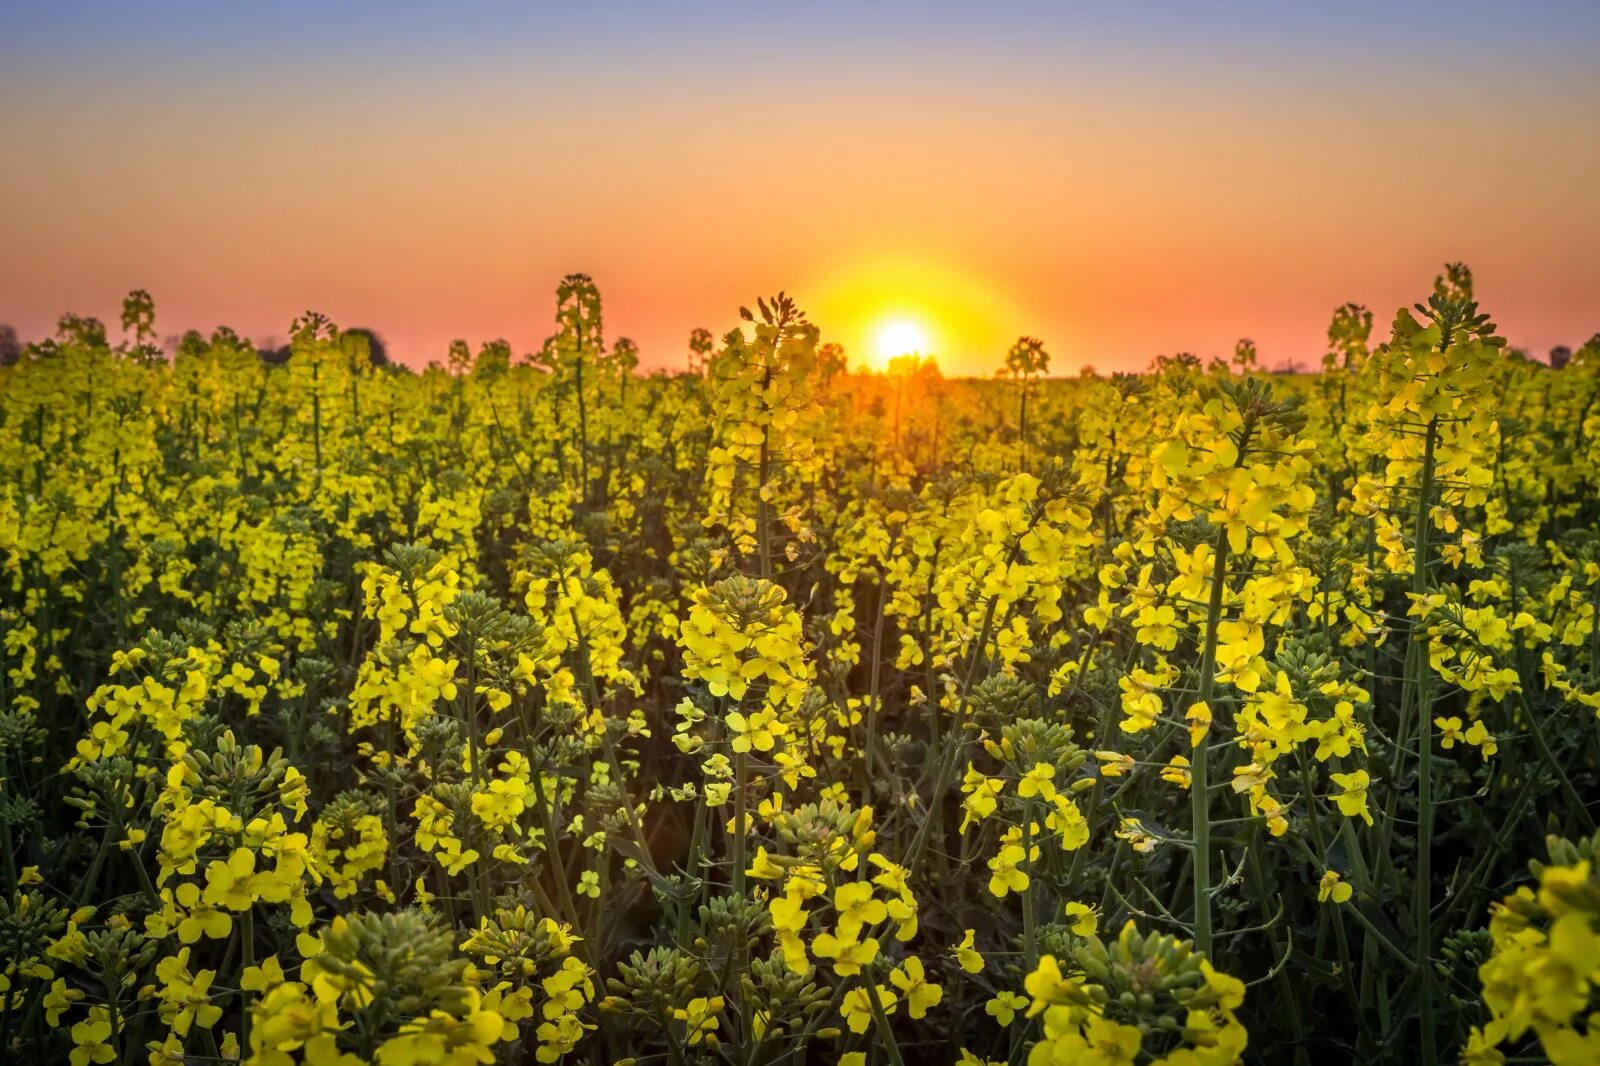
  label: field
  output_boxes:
[2,268,1598,1066]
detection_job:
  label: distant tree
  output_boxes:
[612,336,639,402]
[176,329,207,362]
[474,339,513,379]
[999,335,1049,465]
[688,327,714,375]
[1324,303,1373,370]
[1232,338,1258,372]
[0,324,20,366]
[815,341,847,385]
[1434,262,1474,301]
[613,336,639,374]
[56,312,107,347]
[122,289,156,348]
[1153,351,1202,374]
[344,328,390,368]
[549,274,605,498]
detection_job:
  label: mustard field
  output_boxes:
[2,268,1598,1065]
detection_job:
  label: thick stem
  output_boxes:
[863,976,907,1066]
[240,906,255,1052]
[575,353,590,504]
[1189,531,1230,957]
[1022,801,1039,972]
[859,572,887,800]
[1411,416,1438,1063]
[732,749,748,898]
[756,364,774,581]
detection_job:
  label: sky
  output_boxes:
[2,1,1598,375]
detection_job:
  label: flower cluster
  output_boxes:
[2,270,1595,1064]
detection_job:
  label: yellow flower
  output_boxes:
[1201,957,1246,1010]
[1435,715,1465,748]
[1023,955,1086,1015]
[1095,751,1135,778]
[985,990,1028,1027]
[811,927,879,977]
[1064,901,1099,936]
[834,881,888,937]
[241,954,286,992]
[1464,719,1499,757]
[1115,817,1159,853]
[1329,770,1373,826]
[746,847,787,880]
[200,847,258,912]
[840,987,880,1035]
[953,929,984,974]
[154,948,222,1037]
[987,842,1031,899]
[69,1008,116,1066]
[174,882,232,942]
[1016,762,1057,800]
[672,996,724,1046]
[1317,870,1353,904]
[725,708,785,753]
[960,764,1004,831]
[1047,794,1090,850]
[888,956,942,1019]
[44,978,84,1026]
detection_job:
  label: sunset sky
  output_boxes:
[3,1,1597,375]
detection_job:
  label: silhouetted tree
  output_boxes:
[688,327,714,375]
[344,328,390,367]
[999,335,1049,464]
[56,313,107,347]
[0,325,20,366]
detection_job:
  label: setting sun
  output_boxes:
[873,318,931,364]
[803,255,1031,375]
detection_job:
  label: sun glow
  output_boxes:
[874,318,932,366]
[803,255,1032,376]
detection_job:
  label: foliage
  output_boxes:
[1,269,1598,1064]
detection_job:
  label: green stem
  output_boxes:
[1410,416,1438,1063]
[1189,529,1230,957]
[1517,690,1595,833]
[859,571,887,800]
[732,749,748,898]
[1022,800,1038,972]
[240,907,255,1052]
[863,976,906,1066]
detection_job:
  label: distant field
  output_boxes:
[2,269,1597,1066]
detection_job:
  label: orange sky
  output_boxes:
[2,4,1598,374]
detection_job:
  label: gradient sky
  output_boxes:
[3,1,1598,374]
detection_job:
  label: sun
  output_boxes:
[803,254,1030,376]
[874,318,931,365]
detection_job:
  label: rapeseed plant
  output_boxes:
[0,269,1594,1065]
